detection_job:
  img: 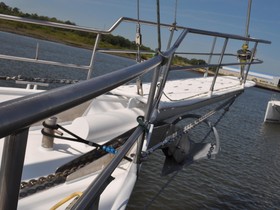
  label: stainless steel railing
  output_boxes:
[0,14,271,44]
[0,53,164,138]
[0,26,187,209]
[0,45,165,210]
[0,14,270,76]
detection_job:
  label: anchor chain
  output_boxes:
[0,75,80,84]
[19,121,135,198]
[19,149,101,198]
[19,145,125,198]
[207,143,215,159]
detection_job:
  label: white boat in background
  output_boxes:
[0,1,270,210]
[264,95,280,123]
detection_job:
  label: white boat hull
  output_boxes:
[264,100,280,123]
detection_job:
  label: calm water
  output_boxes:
[0,31,136,89]
[128,87,280,210]
[1,32,280,209]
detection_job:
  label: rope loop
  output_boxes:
[42,121,59,130]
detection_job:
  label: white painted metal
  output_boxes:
[264,100,280,123]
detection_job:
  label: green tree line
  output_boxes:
[0,2,150,51]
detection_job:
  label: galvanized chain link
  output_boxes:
[1,75,80,84]
[19,124,130,198]
[19,158,93,198]
[207,143,215,159]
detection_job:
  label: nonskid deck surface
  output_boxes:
[111,76,255,103]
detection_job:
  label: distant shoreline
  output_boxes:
[252,83,280,92]
[0,29,94,50]
[194,68,280,92]
[0,29,140,62]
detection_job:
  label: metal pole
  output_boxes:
[0,128,29,210]
[71,127,144,209]
[204,36,217,77]
[245,0,252,39]
[166,0,178,50]
[166,25,176,50]
[145,66,161,120]
[35,42,39,60]
[244,42,258,84]
[134,65,161,165]
[87,33,101,80]
[156,0,161,51]
[209,38,228,94]
[0,54,163,139]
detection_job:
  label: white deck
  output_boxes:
[0,87,43,103]
[111,76,255,104]
[0,92,142,210]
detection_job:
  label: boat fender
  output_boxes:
[69,108,144,143]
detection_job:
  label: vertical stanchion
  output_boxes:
[244,42,258,84]
[87,33,101,80]
[209,38,228,95]
[0,128,29,210]
[204,36,217,77]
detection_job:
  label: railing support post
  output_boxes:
[243,41,258,84]
[209,38,228,95]
[0,128,29,210]
[87,33,101,80]
[204,36,217,77]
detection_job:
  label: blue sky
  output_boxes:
[3,0,279,76]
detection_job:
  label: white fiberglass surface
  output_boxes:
[113,76,255,103]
